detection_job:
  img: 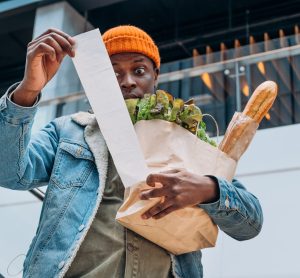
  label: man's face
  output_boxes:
[110,52,159,99]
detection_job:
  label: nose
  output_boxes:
[120,73,137,90]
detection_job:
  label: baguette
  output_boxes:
[219,81,277,159]
[218,114,251,156]
[242,81,277,123]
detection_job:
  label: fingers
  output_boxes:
[30,39,61,63]
[30,32,75,57]
[29,43,57,62]
[28,29,75,62]
[34,28,75,45]
[141,169,187,220]
[142,199,175,219]
[146,172,178,187]
[144,170,183,198]
[140,187,168,200]
[160,169,182,174]
[151,205,178,219]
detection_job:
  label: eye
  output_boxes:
[115,72,120,77]
[135,67,145,75]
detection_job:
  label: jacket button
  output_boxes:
[78,224,85,232]
[58,261,65,269]
[225,196,230,209]
[127,243,134,252]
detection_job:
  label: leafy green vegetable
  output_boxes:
[179,104,202,134]
[169,99,184,122]
[125,99,139,124]
[196,121,216,146]
[125,90,217,147]
[136,94,151,121]
[149,90,171,120]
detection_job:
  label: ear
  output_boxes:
[154,67,160,87]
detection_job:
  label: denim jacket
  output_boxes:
[0,84,263,278]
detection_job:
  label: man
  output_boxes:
[0,25,263,278]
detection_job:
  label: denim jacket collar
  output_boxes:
[71,111,97,127]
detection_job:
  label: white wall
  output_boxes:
[0,188,41,277]
[203,123,300,278]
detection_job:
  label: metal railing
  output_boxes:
[29,188,45,201]
[158,44,300,82]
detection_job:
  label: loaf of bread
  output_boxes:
[219,80,277,160]
[242,81,278,123]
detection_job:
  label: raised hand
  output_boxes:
[12,28,75,106]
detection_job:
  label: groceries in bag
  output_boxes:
[117,81,277,254]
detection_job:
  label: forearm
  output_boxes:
[199,177,263,240]
[0,84,36,187]
[0,83,53,190]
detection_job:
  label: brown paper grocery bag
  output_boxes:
[116,119,237,255]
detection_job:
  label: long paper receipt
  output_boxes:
[71,29,149,187]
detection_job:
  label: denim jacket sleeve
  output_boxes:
[0,83,59,190]
[199,176,263,240]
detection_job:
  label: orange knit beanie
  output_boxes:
[102,25,160,68]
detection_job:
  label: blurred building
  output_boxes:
[0,0,300,277]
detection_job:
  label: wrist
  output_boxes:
[201,176,220,204]
[11,82,40,107]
